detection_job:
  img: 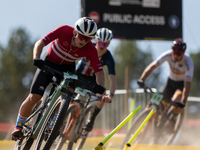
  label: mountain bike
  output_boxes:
[121,87,184,146]
[14,65,102,150]
[51,86,103,150]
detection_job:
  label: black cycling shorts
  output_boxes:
[30,54,75,96]
[161,78,184,101]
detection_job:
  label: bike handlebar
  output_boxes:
[142,86,185,108]
[42,65,105,94]
[43,65,63,76]
[143,87,156,93]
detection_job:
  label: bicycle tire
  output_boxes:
[75,105,95,150]
[33,94,71,150]
[14,137,34,150]
[121,109,155,148]
[14,99,44,150]
[154,109,184,145]
[54,105,95,150]
[52,104,77,150]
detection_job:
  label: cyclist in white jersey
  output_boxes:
[137,38,194,117]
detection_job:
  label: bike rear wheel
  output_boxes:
[121,109,155,148]
[75,105,95,150]
[33,95,71,150]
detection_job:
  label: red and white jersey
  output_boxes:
[42,25,103,73]
[155,50,194,82]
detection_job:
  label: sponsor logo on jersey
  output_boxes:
[179,64,183,67]
[63,41,69,46]
[39,86,45,91]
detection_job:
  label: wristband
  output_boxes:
[109,93,114,97]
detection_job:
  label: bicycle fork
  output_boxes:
[63,104,79,139]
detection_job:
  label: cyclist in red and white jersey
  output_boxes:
[137,38,194,117]
[11,17,106,140]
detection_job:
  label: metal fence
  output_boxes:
[93,89,200,132]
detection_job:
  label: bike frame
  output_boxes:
[63,103,80,139]
[145,90,183,140]
[60,90,100,144]
[14,64,105,150]
[24,74,70,139]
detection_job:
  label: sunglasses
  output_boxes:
[97,41,109,47]
[172,52,184,57]
[77,33,92,42]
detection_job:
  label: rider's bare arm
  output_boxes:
[140,60,159,81]
[108,74,116,96]
[102,74,116,103]
[181,81,191,103]
[33,39,45,59]
[95,70,105,88]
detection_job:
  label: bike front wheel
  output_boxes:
[52,104,77,150]
[75,105,95,150]
[154,109,184,145]
[33,94,71,150]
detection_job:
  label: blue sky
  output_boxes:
[0,0,199,62]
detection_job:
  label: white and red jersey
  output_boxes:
[155,50,194,82]
[76,48,115,77]
[42,25,103,73]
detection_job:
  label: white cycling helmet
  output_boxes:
[95,28,113,43]
[74,17,97,38]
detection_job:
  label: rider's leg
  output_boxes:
[85,101,105,132]
[171,90,183,115]
[11,94,42,140]
[14,66,52,130]
[19,94,43,117]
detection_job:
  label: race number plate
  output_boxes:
[150,93,163,105]
[64,72,78,80]
[75,87,87,96]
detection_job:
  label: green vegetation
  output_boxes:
[0,28,36,122]
[112,40,161,89]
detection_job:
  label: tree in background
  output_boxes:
[189,52,200,96]
[0,28,35,122]
[112,40,161,90]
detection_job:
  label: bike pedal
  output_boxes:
[81,130,88,137]
[12,135,20,141]
[11,129,23,141]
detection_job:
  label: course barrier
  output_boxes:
[94,106,142,150]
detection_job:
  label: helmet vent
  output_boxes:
[76,25,84,34]
[103,29,107,42]
[107,34,111,41]
[84,20,88,32]
[89,22,95,34]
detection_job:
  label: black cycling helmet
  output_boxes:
[171,38,186,53]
